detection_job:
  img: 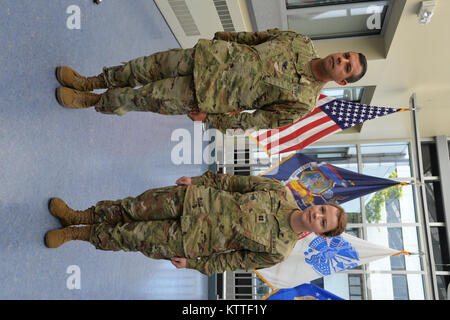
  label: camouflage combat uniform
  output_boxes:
[95,29,325,132]
[88,171,303,276]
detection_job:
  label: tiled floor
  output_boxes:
[0,0,208,299]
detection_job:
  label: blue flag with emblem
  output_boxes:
[260,152,405,210]
[265,283,344,300]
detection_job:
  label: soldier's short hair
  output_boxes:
[321,203,347,237]
[346,53,367,84]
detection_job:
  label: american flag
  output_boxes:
[247,95,406,155]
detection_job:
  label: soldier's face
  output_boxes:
[323,52,363,86]
[301,205,339,235]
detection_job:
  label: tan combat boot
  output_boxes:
[56,66,106,91]
[55,87,101,109]
[45,226,92,248]
[49,198,95,227]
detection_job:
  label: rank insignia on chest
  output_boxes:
[292,85,300,96]
[257,214,267,223]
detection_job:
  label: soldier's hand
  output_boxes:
[176,176,192,185]
[188,111,207,122]
[171,257,187,269]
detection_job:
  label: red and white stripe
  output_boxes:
[248,95,342,155]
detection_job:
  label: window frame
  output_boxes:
[278,0,393,41]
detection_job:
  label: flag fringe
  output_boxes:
[261,289,280,300]
[253,270,275,290]
[257,153,296,177]
[254,270,282,300]
[392,250,411,256]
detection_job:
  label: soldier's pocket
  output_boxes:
[238,211,276,253]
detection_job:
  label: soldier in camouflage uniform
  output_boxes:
[55,29,367,132]
[45,171,347,276]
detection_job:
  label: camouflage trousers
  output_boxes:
[89,185,187,260]
[94,48,199,116]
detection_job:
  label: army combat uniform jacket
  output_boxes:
[195,29,325,132]
[89,171,303,276]
[97,29,324,133]
[181,171,302,275]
